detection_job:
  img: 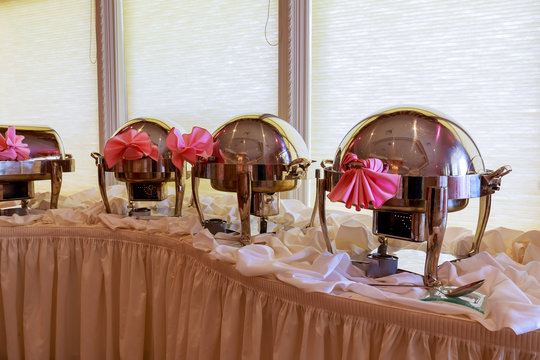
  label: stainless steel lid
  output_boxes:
[0,125,74,181]
[213,114,309,165]
[0,125,67,160]
[196,114,311,193]
[333,107,485,176]
[319,107,501,211]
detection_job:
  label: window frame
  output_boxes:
[95,0,128,153]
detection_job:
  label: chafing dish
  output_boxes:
[91,118,185,216]
[314,107,511,286]
[192,114,311,243]
[0,125,75,214]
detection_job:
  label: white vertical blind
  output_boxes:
[122,0,279,133]
[0,0,99,194]
[312,0,540,231]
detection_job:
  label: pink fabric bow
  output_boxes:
[166,127,214,169]
[211,139,225,163]
[0,126,30,161]
[327,154,401,211]
[104,129,159,168]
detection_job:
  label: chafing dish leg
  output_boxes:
[191,169,205,225]
[188,168,196,208]
[466,165,511,256]
[21,199,29,210]
[317,172,334,253]
[468,194,491,257]
[17,199,29,215]
[98,166,111,213]
[174,167,184,217]
[128,200,135,214]
[91,152,111,213]
[237,170,252,244]
[424,186,448,287]
[50,161,62,209]
[190,169,199,209]
[308,170,321,228]
[260,217,268,233]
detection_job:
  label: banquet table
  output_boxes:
[1,223,538,360]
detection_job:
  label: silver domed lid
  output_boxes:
[212,114,309,165]
[113,117,172,157]
[334,107,485,177]
[0,125,66,160]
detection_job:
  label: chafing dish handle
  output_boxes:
[288,158,311,177]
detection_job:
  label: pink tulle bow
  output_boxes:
[166,127,214,169]
[327,154,401,211]
[0,126,31,161]
[104,129,159,168]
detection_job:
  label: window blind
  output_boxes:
[0,0,99,194]
[122,0,279,133]
[312,0,540,231]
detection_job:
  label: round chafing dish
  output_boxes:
[192,114,311,243]
[313,107,510,285]
[91,118,185,216]
[0,125,75,213]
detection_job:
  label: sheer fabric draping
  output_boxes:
[0,226,538,359]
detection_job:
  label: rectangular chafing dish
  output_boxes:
[0,125,74,214]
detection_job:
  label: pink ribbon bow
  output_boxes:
[0,126,31,161]
[327,154,401,211]
[166,127,214,169]
[104,129,159,168]
[211,139,225,163]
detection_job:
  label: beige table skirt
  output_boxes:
[0,226,538,360]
